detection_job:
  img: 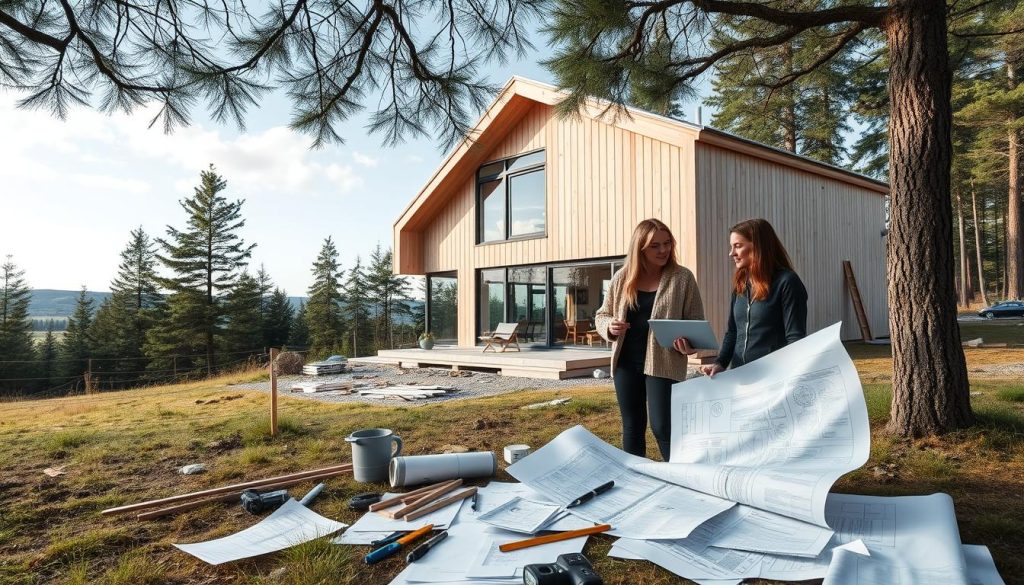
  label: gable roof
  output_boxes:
[395,77,886,233]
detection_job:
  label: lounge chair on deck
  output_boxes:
[479,322,521,353]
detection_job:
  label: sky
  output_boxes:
[0,35,710,297]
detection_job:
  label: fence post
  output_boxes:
[84,358,93,394]
[269,348,278,437]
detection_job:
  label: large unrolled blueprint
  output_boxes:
[506,425,735,539]
[636,323,870,529]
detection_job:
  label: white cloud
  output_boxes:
[72,173,152,194]
[352,151,379,167]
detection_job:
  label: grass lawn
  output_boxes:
[0,342,1022,584]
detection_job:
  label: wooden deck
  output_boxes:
[352,346,612,380]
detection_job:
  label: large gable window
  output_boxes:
[477,150,546,243]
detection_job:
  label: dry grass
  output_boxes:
[0,346,1021,585]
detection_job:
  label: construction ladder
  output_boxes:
[843,260,873,342]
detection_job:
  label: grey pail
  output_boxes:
[345,428,403,483]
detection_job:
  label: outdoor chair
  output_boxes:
[479,322,521,353]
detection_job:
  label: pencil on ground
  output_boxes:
[498,524,612,553]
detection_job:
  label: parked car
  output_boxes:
[978,300,1024,319]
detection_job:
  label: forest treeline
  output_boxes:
[688,5,1023,303]
[0,166,422,397]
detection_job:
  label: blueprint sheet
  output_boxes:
[635,323,870,531]
[174,499,346,565]
[821,492,972,585]
[506,425,735,539]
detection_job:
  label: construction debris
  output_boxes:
[521,398,572,409]
[179,464,207,475]
[290,381,353,394]
[358,385,454,400]
[302,355,349,376]
[43,465,67,477]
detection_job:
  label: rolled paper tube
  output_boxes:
[389,453,496,488]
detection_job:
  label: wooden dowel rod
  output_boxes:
[103,463,352,516]
[385,479,463,519]
[136,470,347,520]
[404,488,477,522]
[367,480,454,512]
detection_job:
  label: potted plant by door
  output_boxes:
[418,332,435,350]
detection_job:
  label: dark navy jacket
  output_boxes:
[714,269,808,369]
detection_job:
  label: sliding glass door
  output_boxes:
[474,259,622,348]
[426,272,458,345]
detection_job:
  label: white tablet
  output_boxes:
[648,319,719,351]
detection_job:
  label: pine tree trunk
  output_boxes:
[884,0,973,436]
[956,189,971,306]
[1007,62,1022,298]
[973,183,989,306]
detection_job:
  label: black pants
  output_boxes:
[613,362,674,460]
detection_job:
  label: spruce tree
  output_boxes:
[264,288,294,349]
[0,257,36,396]
[342,257,372,357]
[59,287,94,380]
[152,166,255,372]
[90,227,163,386]
[38,323,59,392]
[366,246,411,350]
[289,302,310,349]
[222,272,265,355]
[306,237,345,356]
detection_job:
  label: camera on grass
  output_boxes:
[523,553,602,585]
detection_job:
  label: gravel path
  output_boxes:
[230,363,620,407]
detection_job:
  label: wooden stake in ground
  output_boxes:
[270,347,279,437]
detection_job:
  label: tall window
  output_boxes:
[477,150,546,243]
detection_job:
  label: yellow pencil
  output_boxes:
[498,524,612,553]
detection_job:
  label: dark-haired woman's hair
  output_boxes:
[731,219,795,301]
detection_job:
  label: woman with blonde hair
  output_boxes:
[702,218,807,377]
[595,218,704,460]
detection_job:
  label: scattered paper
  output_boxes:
[507,425,734,539]
[42,465,67,477]
[331,529,394,545]
[963,544,1006,585]
[476,496,562,534]
[174,499,346,565]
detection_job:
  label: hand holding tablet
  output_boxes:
[648,320,719,351]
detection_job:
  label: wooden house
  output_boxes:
[393,77,889,349]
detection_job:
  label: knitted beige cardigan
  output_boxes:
[594,263,705,382]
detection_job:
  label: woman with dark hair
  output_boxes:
[595,218,704,460]
[702,218,808,377]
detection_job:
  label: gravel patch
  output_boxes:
[230,363,622,407]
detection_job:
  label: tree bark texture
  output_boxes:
[973,183,989,305]
[884,0,973,436]
[1007,63,1022,299]
[956,190,971,306]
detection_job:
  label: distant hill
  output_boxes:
[29,289,422,323]
[29,289,111,317]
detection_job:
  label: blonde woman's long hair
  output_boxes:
[619,218,679,310]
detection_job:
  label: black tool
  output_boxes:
[523,553,602,585]
[566,480,614,508]
[348,492,383,511]
[370,531,406,548]
[240,488,290,515]
[406,530,448,562]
